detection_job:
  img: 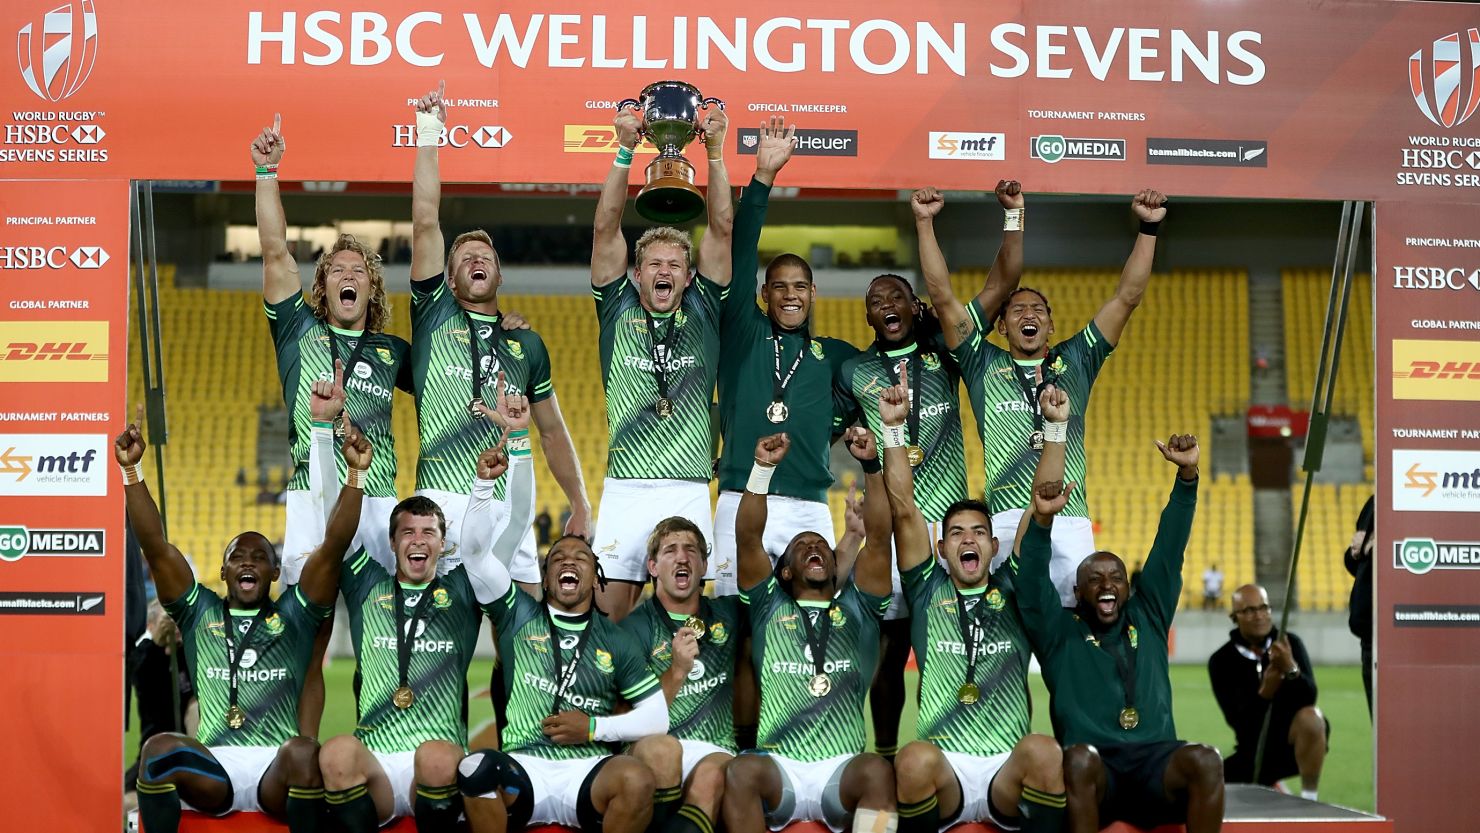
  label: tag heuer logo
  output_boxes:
[1030,135,1126,164]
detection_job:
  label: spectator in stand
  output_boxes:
[1344,496,1375,717]
[1202,564,1224,611]
[1208,584,1327,800]
[534,506,554,548]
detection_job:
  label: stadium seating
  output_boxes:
[1290,482,1372,612]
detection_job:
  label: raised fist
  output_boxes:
[115,404,146,467]
[1132,189,1168,223]
[843,426,877,462]
[250,113,284,167]
[911,187,944,221]
[701,105,729,154]
[995,179,1024,210]
[475,445,509,482]
[310,360,346,424]
[341,422,373,473]
[614,107,642,150]
[754,433,790,467]
[670,626,700,677]
[1155,433,1200,470]
[1030,478,1074,519]
[1038,383,1069,424]
[755,116,795,177]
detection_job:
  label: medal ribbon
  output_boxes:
[393,579,442,698]
[220,598,271,723]
[1098,625,1138,719]
[324,324,371,419]
[645,311,679,406]
[462,311,503,409]
[953,589,989,691]
[770,324,808,411]
[882,348,923,450]
[794,598,838,682]
[1009,350,1058,441]
[546,609,597,715]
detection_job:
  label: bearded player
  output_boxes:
[712,117,860,597]
[621,518,747,833]
[409,82,590,591]
[1012,387,1223,833]
[589,101,733,619]
[124,372,370,833]
[877,370,1065,833]
[722,431,896,833]
[315,380,536,831]
[838,179,1025,761]
[456,537,669,832]
[918,186,1167,605]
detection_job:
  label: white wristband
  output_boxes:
[1003,208,1024,232]
[1042,419,1068,444]
[881,423,907,449]
[472,478,497,501]
[416,111,443,148]
[746,462,776,495]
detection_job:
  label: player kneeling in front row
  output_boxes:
[125,367,369,832]
[458,533,669,832]
[875,370,1066,833]
[621,517,747,833]
[316,378,536,831]
[1011,385,1224,833]
[723,431,898,833]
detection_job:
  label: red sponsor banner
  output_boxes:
[1,1,1480,199]
[0,179,129,832]
[1374,202,1480,833]
[1245,404,1309,438]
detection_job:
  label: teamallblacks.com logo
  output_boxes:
[17,0,99,103]
[1410,29,1480,128]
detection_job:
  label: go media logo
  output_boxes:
[0,526,104,562]
[1395,537,1480,575]
[16,0,99,103]
[1393,449,1480,512]
[0,434,107,496]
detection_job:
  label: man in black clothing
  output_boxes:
[1343,496,1375,716]
[1208,584,1327,800]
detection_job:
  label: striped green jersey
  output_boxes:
[410,276,554,497]
[264,295,411,498]
[165,581,329,747]
[902,558,1030,756]
[951,299,1114,518]
[620,596,745,752]
[839,333,968,522]
[340,549,483,753]
[741,577,889,759]
[488,587,662,760]
[593,275,724,481]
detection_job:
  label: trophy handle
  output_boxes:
[700,97,725,111]
[615,98,641,112]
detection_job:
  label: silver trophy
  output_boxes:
[616,81,724,222]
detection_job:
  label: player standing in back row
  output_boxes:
[589,102,734,619]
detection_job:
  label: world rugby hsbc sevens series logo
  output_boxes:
[1410,29,1480,128]
[17,1,98,103]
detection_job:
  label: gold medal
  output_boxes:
[226,705,246,730]
[332,413,347,439]
[1118,706,1139,730]
[957,683,980,705]
[683,615,706,635]
[808,673,832,697]
[1029,430,1045,451]
[656,397,674,418]
[765,401,789,423]
[906,445,924,467]
[468,397,485,418]
[393,685,416,710]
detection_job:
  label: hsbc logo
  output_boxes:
[16,0,99,103]
[0,245,107,270]
[1391,265,1480,290]
[3,123,106,145]
[391,124,511,148]
[1410,29,1480,128]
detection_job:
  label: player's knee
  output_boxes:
[414,740,462,786]
[1294,706,1325,736]
[630,734,683,784]
[1062,744,1102,787]
[853,753,897,793]
[687,756,729,806]
[724,754,768,796]
[893,741,944,795]
[139,734,193,783]
[457,749,525,803]
[1180,744,1224,791]
[280,736,321,782]
[608,756,656,802]
[319,735,367,786]
[1015,734,1064,787]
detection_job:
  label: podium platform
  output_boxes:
[173,785,1391,832]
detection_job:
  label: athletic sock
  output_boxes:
[648,784,683,832]
[735,725,758,752]
[325,785,378,833]
[1019,786,1068,833]
[875,743,898,764]
[285,786,324,833]
[897,795,939,833]
[413,783,464,832]
[664,804,715,833]
[1301,789,1319,801]
[136,781,181,833]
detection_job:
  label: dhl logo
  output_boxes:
[563,125,659,154]
[1392,339,1480,401]
[0,322,108,382]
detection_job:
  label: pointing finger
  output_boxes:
[272,112,281,135]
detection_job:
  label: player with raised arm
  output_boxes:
[124,375,370,833]
[918,186,1167,604]
[588,101,733,619]
[839,179,1025,761]
[621,517,746,833]
[722,431,897,833]
[711,117,860,596]
[877,369,1065,833]
[408,82,590,592]
[316,378,536,832]
[456,533,669,833]
[1010,387,1223,833]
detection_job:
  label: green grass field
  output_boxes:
[126,662,1375,813]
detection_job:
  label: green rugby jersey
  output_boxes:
[410,276,554,498]
[264,295,411,498]
[839,334,967,522]
[1010,477,1197,747]
[718,177,858,501]
[741,577,889,760]
[951,298,1113,518]
[621,595,745,752]
[340,549,483,753]
[593,274,724,480]
[902,558,1030,756]
[165,581,329,747]
[488,587,662,760]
